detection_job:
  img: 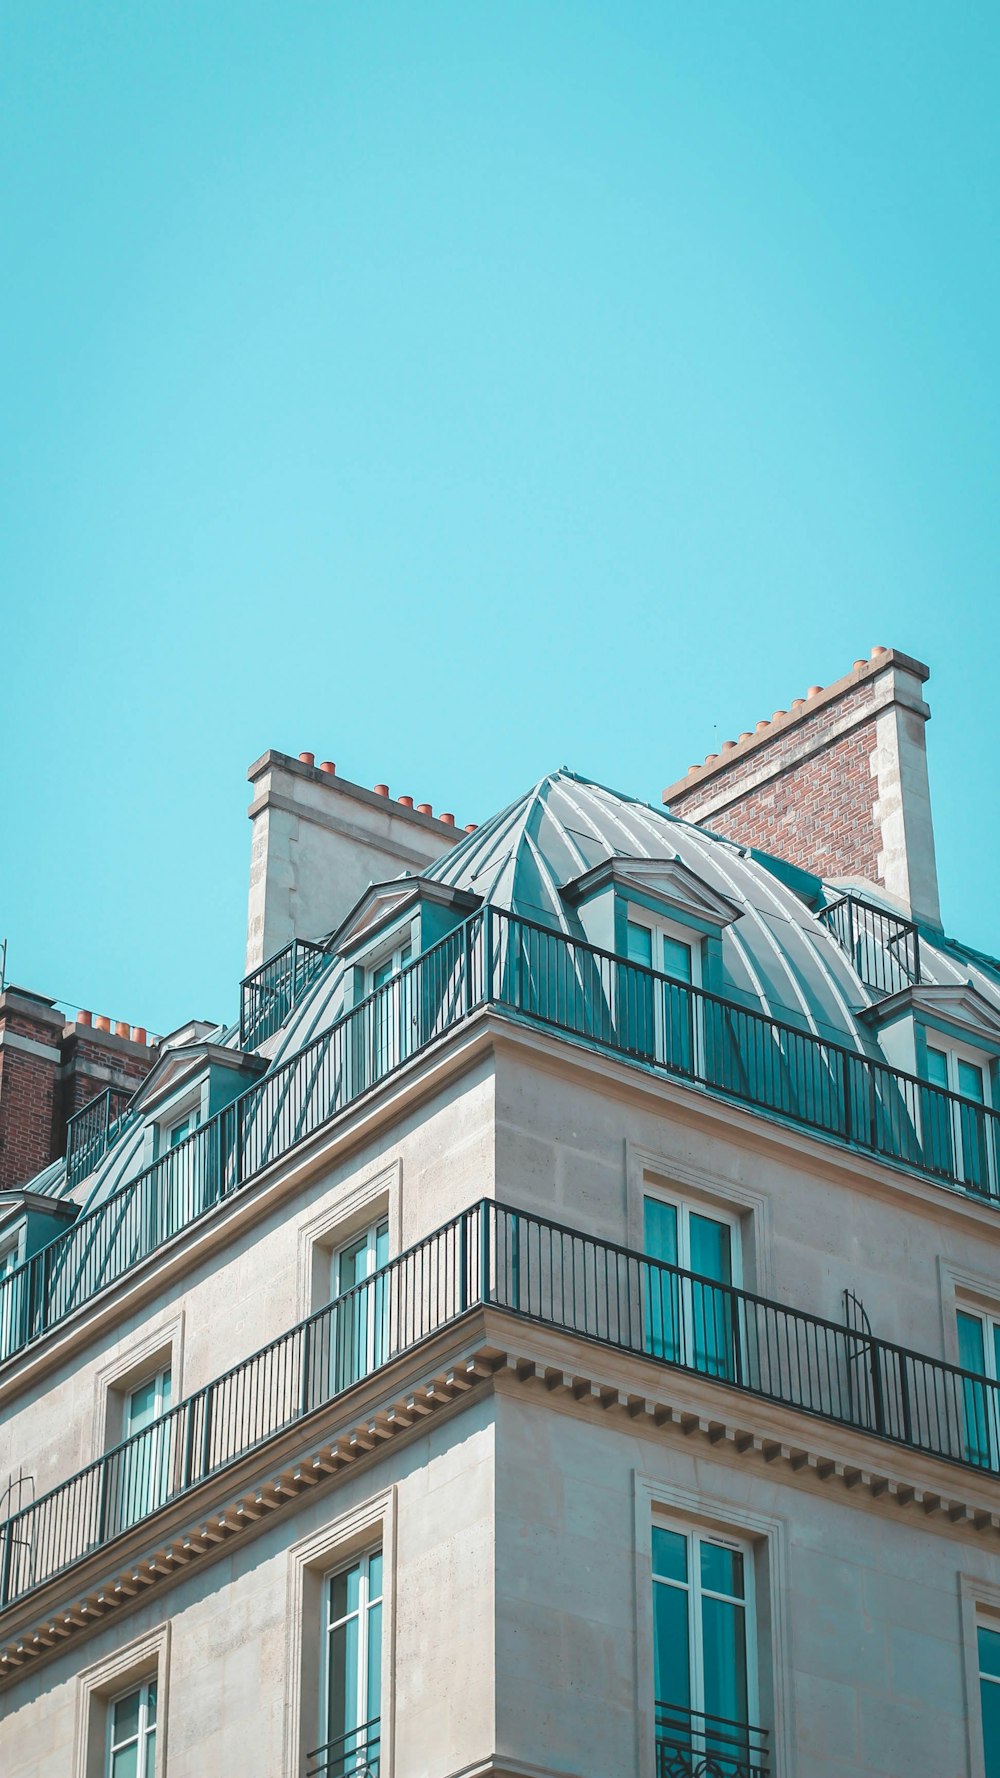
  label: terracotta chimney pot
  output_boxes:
[298,752,315,768]
[772,710,786,722]
[464,823,478,832]
[78,1010,93,1027]
[870,645,888,660]
[94,1015,111,1033]
[791,698,805,711]
[114,1020,130,1039]
[132,1026,147,1045]
[398,795,414,808]
[755,720,770,733]
[440,812,456,826]
[853,659,867,672]
[319,761,336,775]
[374,784,389,798]
[807,685,823,698]
[738,731,753,743]
[417,803,433,816]
[721,740,736,752]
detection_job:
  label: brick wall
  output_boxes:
[663,647,939,918]
[0,991,155,1193]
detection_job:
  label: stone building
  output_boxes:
[2,646,1000,1778]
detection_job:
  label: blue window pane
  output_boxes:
[701,1541,744,1600]
[111,1748,139,1778]
[366,1597,383,1721]
[981,1628,1000,1681]
[653,1577,691,1708]
[982,1675,1000,1777]
[661,935,692,983]
[701,1594,749,1728]
[368,1550,383,1602]
[626,921,653,967]
[652,1526,687,1583]
[959,1059,985,1103]
[644,1200,678,1266]
[113,1689,141,1742]
[959,1312,987,1374]
[689,1215,732,1286]
[926,1046,949,1089]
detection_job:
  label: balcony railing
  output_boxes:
[65,1087,138,1190]
[306,1718,380,1778]
[3,908,999,1370]
[240,939,333,1049]
[655,1702,769,1778]
[3,1201,1000,1619]
[818,893,921,998]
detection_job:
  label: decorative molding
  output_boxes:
[72,1621,170,1778]
[632,1472,793,1778]
[296,1158,402,1319]
[625,1140,774,1297]
[561,856,742,931]
[282,1487,396,1778]
[90,1311,186,1463]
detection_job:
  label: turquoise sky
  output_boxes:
[2,3,998,1034]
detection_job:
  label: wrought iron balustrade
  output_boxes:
[65,1087,138,1189]
[655,1702,769,1778]
[4,907,1000,1371]
[817,894,921,998]
[4,1200,1000,1621]
[306,1718,380,1777]
[240,939,333,1049]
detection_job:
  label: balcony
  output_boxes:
[818,893,921,999]
[65,1086,138,1190]
[240,939,333,1049]
[3,909,998,1372]
[306,1719,380,1777]
[655,1703,769,1778]
[3,1201,1000,1620]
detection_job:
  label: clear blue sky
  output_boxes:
[2,3,998,1035]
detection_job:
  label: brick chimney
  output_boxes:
[0,988,155,1192]
[663,647,942,929]
[0,988,64,1192]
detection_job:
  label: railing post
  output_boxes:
[0,1515,13,1609]
[841,1050,853,1144]
[866,1060,878,1152]
[198,1383,214,1482]
[870,1339,886,1436]
[479,1202,492,1306]
[299,1324,312,1417]
[458,1211,468,1315]
[464,918,474,1018]
[483,905,493,1002]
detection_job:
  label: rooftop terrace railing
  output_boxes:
[817,893,921,999]
[65,1087,138,1190]
[4,1200,1000,1620]
[240,939,333,1049]
[2,908,999,1370]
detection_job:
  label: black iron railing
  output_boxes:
[3,907,1000,1370]
[818,894,921,998]
[65,1087,138,1190]
[655,1702,769,1778]
[0,1205,484,1610]
[307,1718,380,1777]
[241,939,333,1049]
[4,1200,1000,1619]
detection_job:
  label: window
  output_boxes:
[652,1522,765,1778]
[367,937,414,1082]
[980,1623,1000,1778]
[106,1678,157,1778]
[106,1367,173,1534]
[327,1220,390,1392]
[313,1548,382,1778]
[643,1194,739,1380]
[957,1309,1000,1470]
[0,1236,22,1359]
[622,917,700,1073]
[925,1044,995,1191]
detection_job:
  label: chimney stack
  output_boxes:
[663,648,942,929]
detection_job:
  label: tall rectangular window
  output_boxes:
[107,1367,173,1534]
[368,939,413,1082]
[652,1523,766,1777]
[312,1548,382,1778]
[643,1196,737,1380]
[980,1623,1000,1777]
[957,1309,1000,1469]
[329,1221,390,1391]
[925,1044,993,1191]
[623,917,698,1073]
[107,1677,157,1778]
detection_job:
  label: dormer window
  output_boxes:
[925,1041,995,1193]
[625,917,699,987]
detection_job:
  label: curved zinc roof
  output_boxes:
[59,768,1000,1215]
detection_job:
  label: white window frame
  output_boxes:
[0,1233,22,1361]
[106,1675,158,1778]
[957,1303,1000,1471]
[642,1188,742,1380]
[651,1515,760,1767]
[327,1219,391,1393]
[925,1036,996,1192]
[624,909,704,1076]
[319,1546,383,1777]
[643,1187,742,1289]
[363,926,417,1084]
[108,1364,174,1536]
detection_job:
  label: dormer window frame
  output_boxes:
[623,905,704,990]
[561,855,741,1000]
